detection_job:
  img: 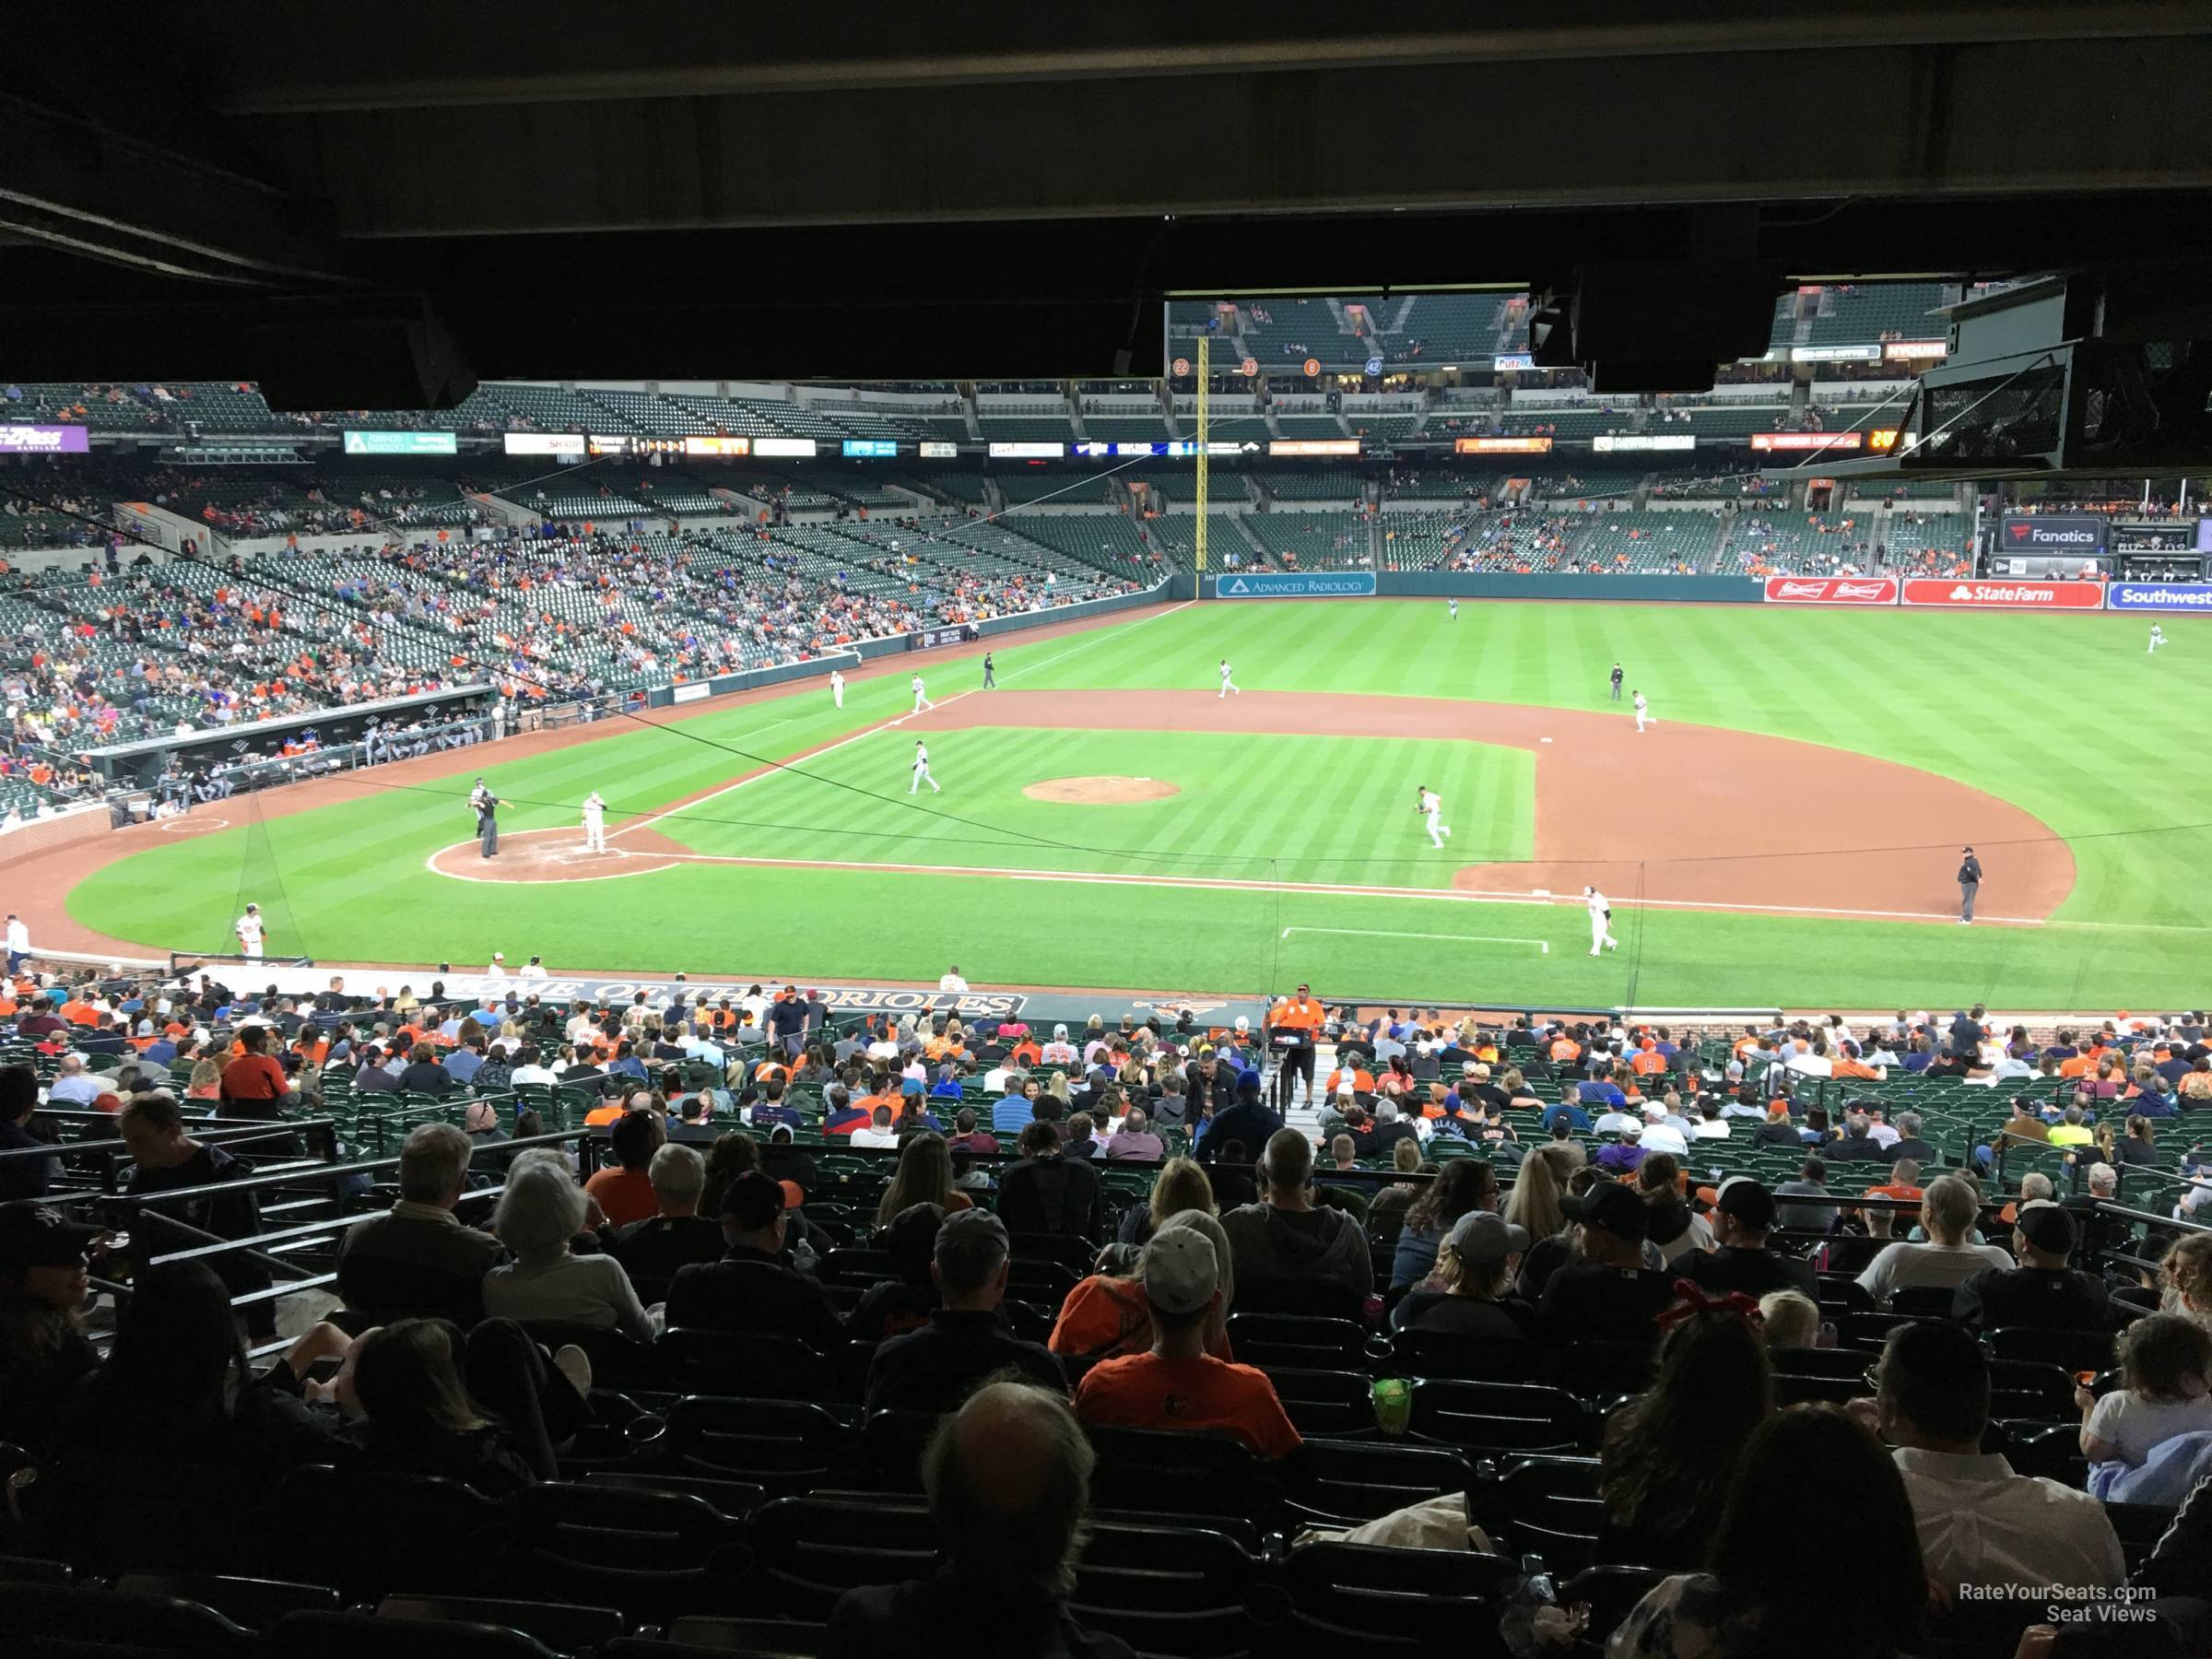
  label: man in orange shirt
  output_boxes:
[1629,1038,1669,1079]
[1265,982,1324,1113]
[1072,1220,1300,1461]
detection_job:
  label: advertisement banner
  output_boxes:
[918,441,959,459]
[1750,431,1865,452]
[1268,439,1359,456]
[1762,575,1900,606]
[1493,353,1536,371]
[1884,340,1950,359]
[1999,513,2107,554]
[2107,582,2212,613]
[0,424,91,454]
[841,440,899,458]
[670,682,712,704]
[753,437,818,458]
[343,430,457,455]
[1594,434,1697,453]
[684,435,752,457]
[1900,579,2105,610]
[502,433,587,457]
[988,441,1065,458]
[1211,572,1377,599]
[1454,436,1553,454]
[906,623,980,650]
[1790,345,1884,363]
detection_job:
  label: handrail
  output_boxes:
[83,1125,595,1212]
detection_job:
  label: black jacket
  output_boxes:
[861,1309,1065,1415]
[665,1245,847,1349]
[827,1574,1134,1659]
[1195,1096,1283,1165]
[996,1155,1102,1238]
[1951,1265,2111,1334]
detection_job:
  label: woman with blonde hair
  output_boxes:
[2162,1232,2212,1330]
[1366,1141,1429,1247]
[1052,1208,1235,1371]
[1503,1142,1571,1242]
[1046,1071,1073,1110]
[874,1131,973,1227]
[1122,1154,1214,1245]
[1758,1288,1823,1350]
[185,1057,223,1100]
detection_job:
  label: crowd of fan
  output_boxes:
[3,970,2212,1653]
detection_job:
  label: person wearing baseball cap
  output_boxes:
[1541,1181,1678,1347]
[0,1206,108,1452]
[1392,1211,1538,1348]
[1072,1212,1300,1460]
[664,1171,844,1349]
[1669,1179,1817,1300]
[1951,1201,2110,1335]
[863,1210,1065,1413]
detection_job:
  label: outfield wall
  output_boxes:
[644,576,1190,709]
[1379,573,1765,604]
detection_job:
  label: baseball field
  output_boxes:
[44,597,2212,1009]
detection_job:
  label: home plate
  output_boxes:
[1540,737,1552,744]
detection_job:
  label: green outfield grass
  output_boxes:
[62,598,2212,1006]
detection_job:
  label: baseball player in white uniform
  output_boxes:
[911,674,934,713]
[831,668,846,708]
[910,740,940,794]
[1218,659,1241,699]
[1447,598,1458,621]
[2149,625,2166,654]
[1633,690,1655,733]
[1416,785,1452,849]
[486,953,508,984]
[235,902,265,959]
[581,790,607,853]
[1583,886,1618,956]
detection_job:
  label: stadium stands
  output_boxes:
[0,992,2183,1659]
[1571,510,1724,574]
[1242,510,1371,570]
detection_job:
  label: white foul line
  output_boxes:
[609,690,980,839]
[1283,925,1549,954]
[606,599,1192,841]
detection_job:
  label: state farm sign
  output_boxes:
[1900,579,2104,610]
[1763,576,1899,605]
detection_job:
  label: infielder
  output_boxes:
[910,740,940,794]
[2150,625,2166,654]
[1633,690,1655,733]
[831,668,845,708]
[982,652,996,688]
[235,902,265,960]
[911,674,934,713]
[1218,659,1241,698]
[1417,784,1453,849]
[581,789,607,853]
[1583,886,1618,956]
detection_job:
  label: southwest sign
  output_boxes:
[1900,579,2104,610]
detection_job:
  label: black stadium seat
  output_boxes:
[1258,1366,1378,1437]
[278,1466,500,1597]
[740,1495,937,1618]
[0,1583,256,1658]
[496,1482,747,1618]
[275,1609,565,1659]
[110,1573,341,1632]
[1229,1312,1371,1371]
[375,1596,628,1656]
[1282,1541,1520,1659]
[1083,1425,1275,1518]
[662,1396,857,1494]
[1408,1380,1588,1455]
[1278,1438,1475,1529]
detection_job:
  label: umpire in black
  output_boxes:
[471,778,502,859]
[1957,845,1982,924]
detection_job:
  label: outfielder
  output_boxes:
[582,789,607,853]
[1218,659,1241,698]
[910,740,940,794]
[2150,625,2166,654]
[1447,598,1459,621]
[1633,690,1655,734]
[235,902,265,960]
[1583,886,1618,956]
[911,674,934,713]
[831,668,845,708]
[1417,784,1453,849]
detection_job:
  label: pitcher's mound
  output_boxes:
[1023,775,1181,806]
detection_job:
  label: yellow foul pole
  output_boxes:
[1194,335,1210,576]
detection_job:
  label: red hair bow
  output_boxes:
[1654,1277,1766,1331]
